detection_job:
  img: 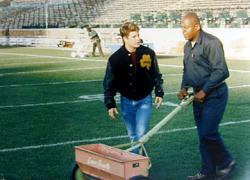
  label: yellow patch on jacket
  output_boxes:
[140,54,152,70]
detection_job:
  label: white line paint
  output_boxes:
[0,119,249,153]
[159,64,250,73]
[163,73,182,76]
[0,84,249,109]
[0,67,105,76]
[0,95,177,109]
[0,60,84,67]
[161,101,179,107]
[229,69,250,73]
[0,52,249,73]
[0,99,93,109]
[0,52,106,62]
[0,56,35,61]
[159,64,183,68]
[0,79,102,88]
[229,84,250,89]
[0,73,178,88]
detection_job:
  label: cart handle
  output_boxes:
[126,95,194,152]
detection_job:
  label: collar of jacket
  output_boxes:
[120,45,146,56]
[188,30,204,47]
[196,30,204,45]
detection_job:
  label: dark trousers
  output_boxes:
[193,83,232,175]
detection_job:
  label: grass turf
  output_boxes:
[0,47,250,179]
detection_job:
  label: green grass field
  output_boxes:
[0,47,250,180]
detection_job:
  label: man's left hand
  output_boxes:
[155,96,163,109]
[195,90,206,102]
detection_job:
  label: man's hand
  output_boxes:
[177,89,188,100]
[195,90,206,102]
[155,96,163,109]
[108,108,119,119]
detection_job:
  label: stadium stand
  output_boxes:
[0,0,249,29]
[0,0,11,7]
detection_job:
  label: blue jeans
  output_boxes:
[120,95,152,154]
[193,83,233,175]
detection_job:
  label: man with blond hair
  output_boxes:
[103,22,164,154]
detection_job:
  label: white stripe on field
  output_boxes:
[0,60,84,67]
[0,79,102,88]
[0,56,35,61]
[0,52,106,62]
[0,73,179,88]
[0,91,180,109]
[229,69,250,73]
[159,64,250,73]
[0,52,248,73]
[159,64,183,68]
[0,99,93,109]
[0,84,249,109]
[0,93,176,109]
[163,73,182,76]
[0,67,105,76]
[229,84,250,89]
[0,119,249,153]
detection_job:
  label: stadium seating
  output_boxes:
[0,0,249,29]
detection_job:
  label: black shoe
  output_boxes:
[187,173,216,180]
[216,160,236,179]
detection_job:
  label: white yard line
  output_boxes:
[0,99,92,109]
[163,73,182,76]
[0,60,84,67]
[159,64,250,73]
[159,64,183,68]
[0,119,249,153]
[0,52,248,77]
[229,69,250,73]
[0,52,248,72]
[0,52,106,62]
[0,84,249,109]
[0,56,35,61]
[0,73,179,88]
[0,79,102,88]
[0,97,178,109]
[0,67,105,76]
[229,84,250,89]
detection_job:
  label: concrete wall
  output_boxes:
[0,28,250,60]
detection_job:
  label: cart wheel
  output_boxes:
[70,163,100,180]
[70,163,86,180]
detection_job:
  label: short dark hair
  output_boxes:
[183,12,202,28]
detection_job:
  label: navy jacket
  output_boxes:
[181,30,229,93]
[103,45,164,109]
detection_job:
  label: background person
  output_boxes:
[86,26,104,57]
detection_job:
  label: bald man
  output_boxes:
[178,12,235,180]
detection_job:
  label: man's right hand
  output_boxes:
[108,108,119,119]
[177,89,188,100]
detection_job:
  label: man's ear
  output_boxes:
[122,36,128,43]
[195,24,201,31]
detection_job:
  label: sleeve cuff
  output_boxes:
[106,103,117,110]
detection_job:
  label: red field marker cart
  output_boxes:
[71,95,194,180]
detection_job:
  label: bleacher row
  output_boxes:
[0,0,249,29]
